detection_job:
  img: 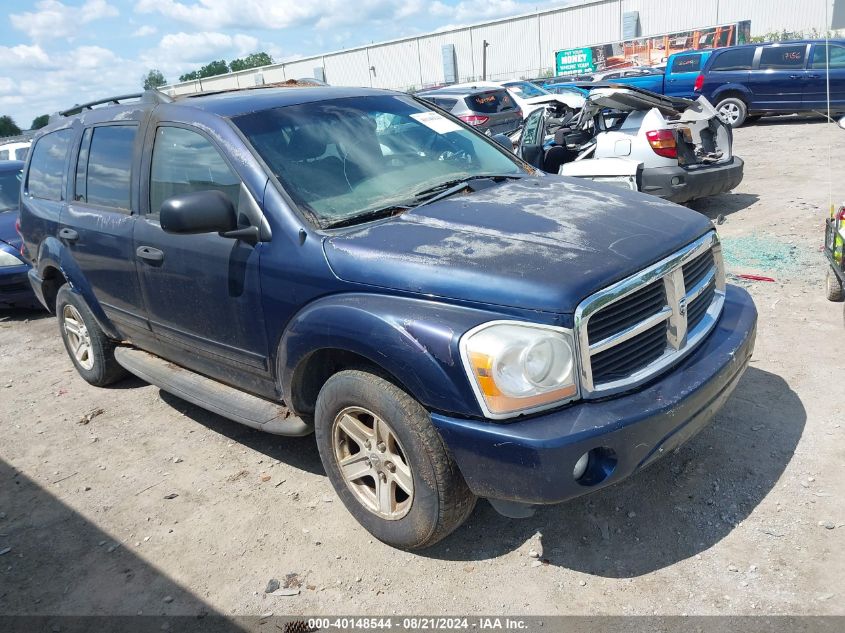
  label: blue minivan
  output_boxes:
[18,87,757,549]
[695,40,845,126]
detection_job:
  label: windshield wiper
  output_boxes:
[413,174,527,209]
[323,205,411,229]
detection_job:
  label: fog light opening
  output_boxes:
[574,447,618,487]
[671,176,682,186]
[573,452,590,480]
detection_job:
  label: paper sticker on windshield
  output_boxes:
[411,111,461,134]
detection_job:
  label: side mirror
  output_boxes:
[160,190,237,236]
[839,116,845,130]
[492,133,514,152]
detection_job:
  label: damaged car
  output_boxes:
[517,85,744,203]
[19,86,756,550]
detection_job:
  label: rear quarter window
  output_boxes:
[27,129,74,201]
[759,45,807,70]
[710,48,755,71]
[465,91,516,113]
[431,97,458,110]
[670,54,702,73]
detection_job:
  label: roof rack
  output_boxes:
[50,90,173,120]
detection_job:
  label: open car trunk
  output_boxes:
[518,86,738,199]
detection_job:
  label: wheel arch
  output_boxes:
[277,294,495,420]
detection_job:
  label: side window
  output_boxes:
[74,128,92,203]
[711,48,755,71]
[15,147,28,161]
[670,54,701,73]
[79,125,137,211]
[759,45,807,70]
[812,44,845,69]
[521,107,544,146]
[150,126,241,214]
[27,129,74,201]
[0,150,8,160]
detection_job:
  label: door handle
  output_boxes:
[58,228,79,242]
[789,74,802,79]
[136,245,165,263]
[808,74,821,79]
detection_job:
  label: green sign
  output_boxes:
[555,47,595,75]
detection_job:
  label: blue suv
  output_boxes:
[695,40,845,126]
[19,87,757,549]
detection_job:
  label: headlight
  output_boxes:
[460,321,579,418]
[0,248,24,267]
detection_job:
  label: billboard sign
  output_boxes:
[554,21,751,75]
[555,47,595,75]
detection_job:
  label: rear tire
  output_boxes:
[716,97,748,128]
[826,266,844,302]
[56,285,128,386]
[314,370,476,550]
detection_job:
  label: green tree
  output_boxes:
[31,114,50,130]
[0,115,22,137]
[229,51,273,72]
[179,59,229,83]
[143,68,167,90]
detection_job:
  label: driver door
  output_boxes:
[517,107,546,169]
[134,123,272,394]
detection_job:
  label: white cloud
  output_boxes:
[136,0,427,31]
[0,44,55,70]
[10,0,119,41]
[132,25,158,37]
[153,31,260,64]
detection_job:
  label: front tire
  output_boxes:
[826,266,844,302]
[314,370,476,550]
[56,285,128,386]
[716,97,748,128]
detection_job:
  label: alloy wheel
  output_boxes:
[62,304,94,370]
[332,406,414,520]
[718,102,740,125]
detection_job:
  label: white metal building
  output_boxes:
[162,0,839,95]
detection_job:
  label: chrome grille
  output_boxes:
[575,232,725,398]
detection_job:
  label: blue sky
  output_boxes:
[0,0,571,129]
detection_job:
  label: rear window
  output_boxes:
[464,90,516,113]
[711,48,755,71]
[28,129,73,201]
[759,45,807,70]
[811,43,845,69]
[15,147,28,161]
[670,54,702,73]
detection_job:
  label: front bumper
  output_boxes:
[432,284,757,506]
[641,157,744,203]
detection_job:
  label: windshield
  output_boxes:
[0,169,22,212]
[503,81,549,98]
[234,95,526,227]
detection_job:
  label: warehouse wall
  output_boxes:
[163,0,838,96]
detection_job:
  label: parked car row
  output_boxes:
[540,39,845,128]
[0,160,35,308]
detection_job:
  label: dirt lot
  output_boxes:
[1,117,844,619]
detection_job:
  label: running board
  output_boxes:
[114,347,312,436]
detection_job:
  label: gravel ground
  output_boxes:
[0,116,843,618]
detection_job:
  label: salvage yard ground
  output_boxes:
[1,116,843,617]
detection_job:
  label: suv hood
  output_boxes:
[324,177,712,314]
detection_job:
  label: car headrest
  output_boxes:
[289,125,328,160]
